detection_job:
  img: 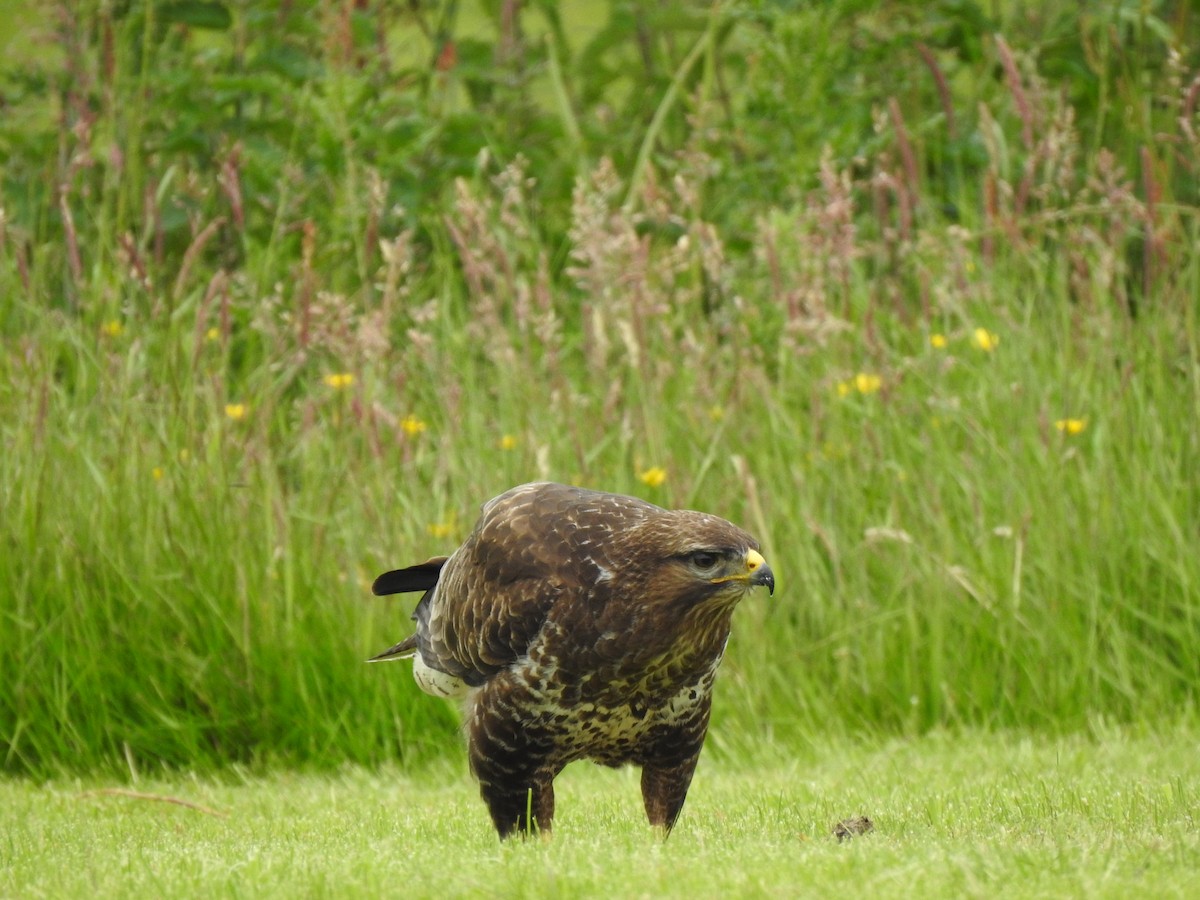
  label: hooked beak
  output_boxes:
[709,548,776,595]
[745,548,775,596]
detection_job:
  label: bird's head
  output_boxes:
[631,509,775,613]
[670,542,775,604]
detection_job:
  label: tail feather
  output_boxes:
[372,557,448,596]
[367,634,419,662]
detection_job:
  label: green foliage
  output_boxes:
[1,0,1199,776]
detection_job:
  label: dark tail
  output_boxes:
[372,556,449,596]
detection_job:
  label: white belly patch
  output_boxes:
[413,653,469,698]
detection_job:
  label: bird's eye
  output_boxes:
[690,551,720,570]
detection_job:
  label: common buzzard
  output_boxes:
[370,481,774,838]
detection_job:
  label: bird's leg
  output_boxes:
[468,694,559,838]
[475,767,556,839]
[641,752,701,836]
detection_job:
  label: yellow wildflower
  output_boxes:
[930,333,947,349]
[708,405,725,422]
[206,327,220,342]
[498,434,518,451]
[323,373,355,390]
[400,414,427,437]
[638,466,667,488]
[836,381,852,397]
[178,449,191,463]
[972,328,999,352]
[101,320,123,337]
[427,521,456,539]
[151,466,164,481]
[1055,418,1087,436]
[225,403,247,421]
[853,373,882,394]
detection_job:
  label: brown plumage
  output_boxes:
[370,481,775,838]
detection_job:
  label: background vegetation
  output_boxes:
[2,0,1198,779]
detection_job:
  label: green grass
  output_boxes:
[4,727,1199,898]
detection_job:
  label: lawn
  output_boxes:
[4,727,1198,898]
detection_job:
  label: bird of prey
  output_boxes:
[370,481,775,838]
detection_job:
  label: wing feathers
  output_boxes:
[372,483,758,685]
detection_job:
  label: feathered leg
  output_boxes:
[640,751,701,835]
[468,685,559,838]
[475,770,556,838]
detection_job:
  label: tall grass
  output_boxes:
[1,1,1199,776]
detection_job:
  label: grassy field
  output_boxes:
[4,727,1199,897]
[2,2,1200,890]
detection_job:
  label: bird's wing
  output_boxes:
[417,483,655,684]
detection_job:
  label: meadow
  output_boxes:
[2,0,1199,894]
